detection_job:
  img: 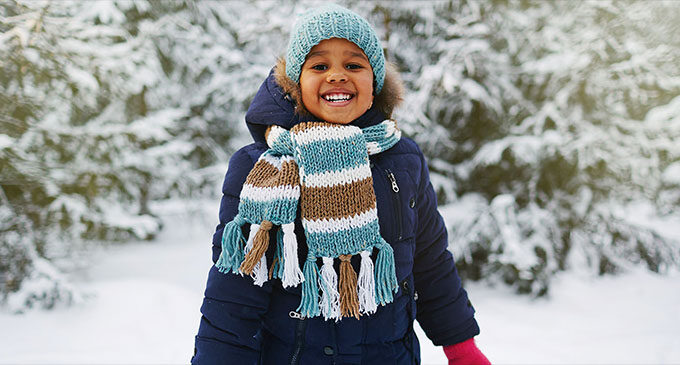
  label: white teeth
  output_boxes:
[323,93,352,102]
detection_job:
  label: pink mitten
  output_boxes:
[443,338,491,365]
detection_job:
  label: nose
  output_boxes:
[326,68,347,83]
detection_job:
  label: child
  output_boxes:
[192,4,490,365]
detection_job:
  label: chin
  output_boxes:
[323,110,365,125]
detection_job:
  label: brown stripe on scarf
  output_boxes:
[245,159,279,185]
[293,121,344,133]
[279,159,299,186]
[300,176,376,220]
[245,159,299,188]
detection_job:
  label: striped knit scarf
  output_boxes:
[216,120,401,320]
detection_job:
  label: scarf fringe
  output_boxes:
[358,250,378,315]
[241,224,257,266]
[294,246,395,320]
[297,255,320,318]
[269,228,284,280]
[374,239,398,305]
[319,257,341,321]
[216,220,398,316]
[253,254,268,286]
[241,223,268,286]
[339,254,360,320]
[216,215,246,274]
[240,221,272,274]
[281,223,305,287]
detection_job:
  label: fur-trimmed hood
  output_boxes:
[245,58,404,144]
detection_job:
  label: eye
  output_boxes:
[311,64,328,71]
[346,63,363,70]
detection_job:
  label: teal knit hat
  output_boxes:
[285,4,386,93]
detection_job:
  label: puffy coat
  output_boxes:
[192,65,480,365]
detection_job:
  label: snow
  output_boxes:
[489,195,538,271]
[0,134,14,149]
[471,132,563,167]
[100,207,161,240]
[0,202,215,363]
[473,269,680,364]
[623,200,680,245]
[5,256,81,314]
[79,0,126,25]
[662,162,680,186]
[1,203,679,364]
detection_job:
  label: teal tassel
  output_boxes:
[374,240,398,305]
[271,228,285,280]
[216,215,246,274]
[296,255,320,318]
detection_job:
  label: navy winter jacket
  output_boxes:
[192,70,480,364]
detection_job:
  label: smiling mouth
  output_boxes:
[322,93,354,103]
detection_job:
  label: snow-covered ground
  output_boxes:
[1,202,679,364]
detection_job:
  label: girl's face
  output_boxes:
[299,38,374,124]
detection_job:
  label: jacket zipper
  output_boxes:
[386,169,403,240]
[289,311,307,365]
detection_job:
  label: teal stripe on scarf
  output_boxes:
[239,197,298,224]
[296,138,368,175]
[362,121,389,141]
[304,219,383,257]
[269,120,400,158]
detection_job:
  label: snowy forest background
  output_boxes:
[1,0,680,312]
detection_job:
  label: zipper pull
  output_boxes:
[289,311,305,320]
[387,170,400,193]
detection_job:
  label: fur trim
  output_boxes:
[274,58,404,119]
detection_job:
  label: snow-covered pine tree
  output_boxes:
[0,0,305,312]
[148,0,292,173]
[3,0,678,311]
[0,0,311,312]
[0,0,194,311]
[380,0,680,294]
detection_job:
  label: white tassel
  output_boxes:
[252,254,268,287]
[358,250,377,315]
[319,257,341,321]
[281,223,305,287]
[241,224,259,276]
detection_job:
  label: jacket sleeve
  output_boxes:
[412,147,480,347]
[193,144,272,365]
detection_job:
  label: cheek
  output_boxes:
[360,73,374,94]
[299,76,317,104]
[358,74,375,105]
[300,87,313,104]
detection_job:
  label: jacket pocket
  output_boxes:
[390,168,417,241]
[372,163,417,236]
[385,168,404,240]
[372,163,417,282]
[374,166,417,243]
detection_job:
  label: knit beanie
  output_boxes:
[285,4,386,93]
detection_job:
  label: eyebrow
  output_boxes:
[306,50,368,61]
